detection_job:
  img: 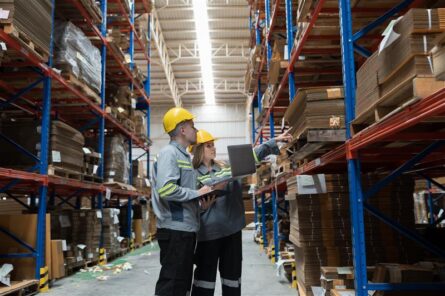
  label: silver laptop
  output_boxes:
[208,144,257,186]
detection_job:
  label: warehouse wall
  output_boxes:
[133,103,250,172]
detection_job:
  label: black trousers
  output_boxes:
[155,228,196,296]
[191,231,242,296]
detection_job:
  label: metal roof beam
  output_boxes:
[150,7,181,106]
[168,42,248,63]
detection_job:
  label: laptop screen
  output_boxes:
[227,144,256,178]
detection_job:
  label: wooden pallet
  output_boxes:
[48,165,82,181]
[287,129,346,162]
[82,174,102,183]
[352,77,445,135]
[61,71,101,104]
[104,182,136,191]
[0,24,49,62]
[0,280,39,296]
[123,118,135,133]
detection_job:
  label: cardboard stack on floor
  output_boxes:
[284,87,346,162]
[287,174,422,296]
[0,0,52,61]
[133,204,151,245]
[102,208,122,257]
[355,8,445,128]
[329,262,445,296]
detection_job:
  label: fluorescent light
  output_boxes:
[193,0,215,105]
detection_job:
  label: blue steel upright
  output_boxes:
[255,9,267,248]
[127,138,133,241]
[285,0,296,102]
[35,0,55,280]
[338,0,367,295]
[265,0,279,261]
[97,0,108,250]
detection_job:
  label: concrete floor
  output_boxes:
[47,230,296,296]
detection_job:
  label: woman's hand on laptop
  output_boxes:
[198,185,212,196]
[200,196,216,210]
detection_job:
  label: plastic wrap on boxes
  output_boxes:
[104,135,130,184]
[132,111,147,137]
[54,21,102,92]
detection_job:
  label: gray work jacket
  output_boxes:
[151,141,200,233]
[196,139,279,241]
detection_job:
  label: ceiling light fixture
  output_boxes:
[192,0,215,105]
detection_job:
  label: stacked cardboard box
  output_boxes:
[0,120,85,176]
[269,40,286,85]
[71,210,101,262]
[102,208,121,256]
[256,162,272,187]
[287,174,422,296]
[104,134,130,184]
[285,87,345,140]
[356,9,445,124]
[0,214,51,281]
[83,148,101,182]
[320,267,355,296]
[132,159,150,193]
[132,111,148,141]
[54,21,102,93]
[0,0,52,59]
[133,204,150,245]
[55,0,102,25]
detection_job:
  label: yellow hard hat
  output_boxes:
[163,107,195,133]
[187,130,218,153]
[196,130,218,144]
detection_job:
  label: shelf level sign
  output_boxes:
[105,188,111,200]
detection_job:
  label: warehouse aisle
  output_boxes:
[47,230,295,296]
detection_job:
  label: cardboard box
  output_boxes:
[0,214,51,281]
[51,240,65,279]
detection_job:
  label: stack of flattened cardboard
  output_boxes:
[55,0,102,25]
[46,121,85,176]
[0,0,52,58]
[54,21,102,93]
[133,204,150,245]
[287,174,422,296]
[104,134,130,184]
[284,87,346,161]
[132,159,150,192]
[320,267,375,296]
[102,208,121,256]
[355,8,445,125]
[71,210,101,262]
[0,120,85,176]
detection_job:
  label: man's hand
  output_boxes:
[212,181,228,191]
[200,196,216,210]
[275,129,293,143]
[198,185,212,196]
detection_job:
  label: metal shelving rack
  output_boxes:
[249,0,445,294]
[0,0,151,285]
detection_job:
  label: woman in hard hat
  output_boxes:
[190,129,292,296]
[152,107,213,296]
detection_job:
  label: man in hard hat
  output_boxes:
[152,107,213,296]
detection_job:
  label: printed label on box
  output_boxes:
[52,151,61,163]
[96,210,102,219]
[106,188,111,200]
[59,215,71,228]
[0,9,10,19]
